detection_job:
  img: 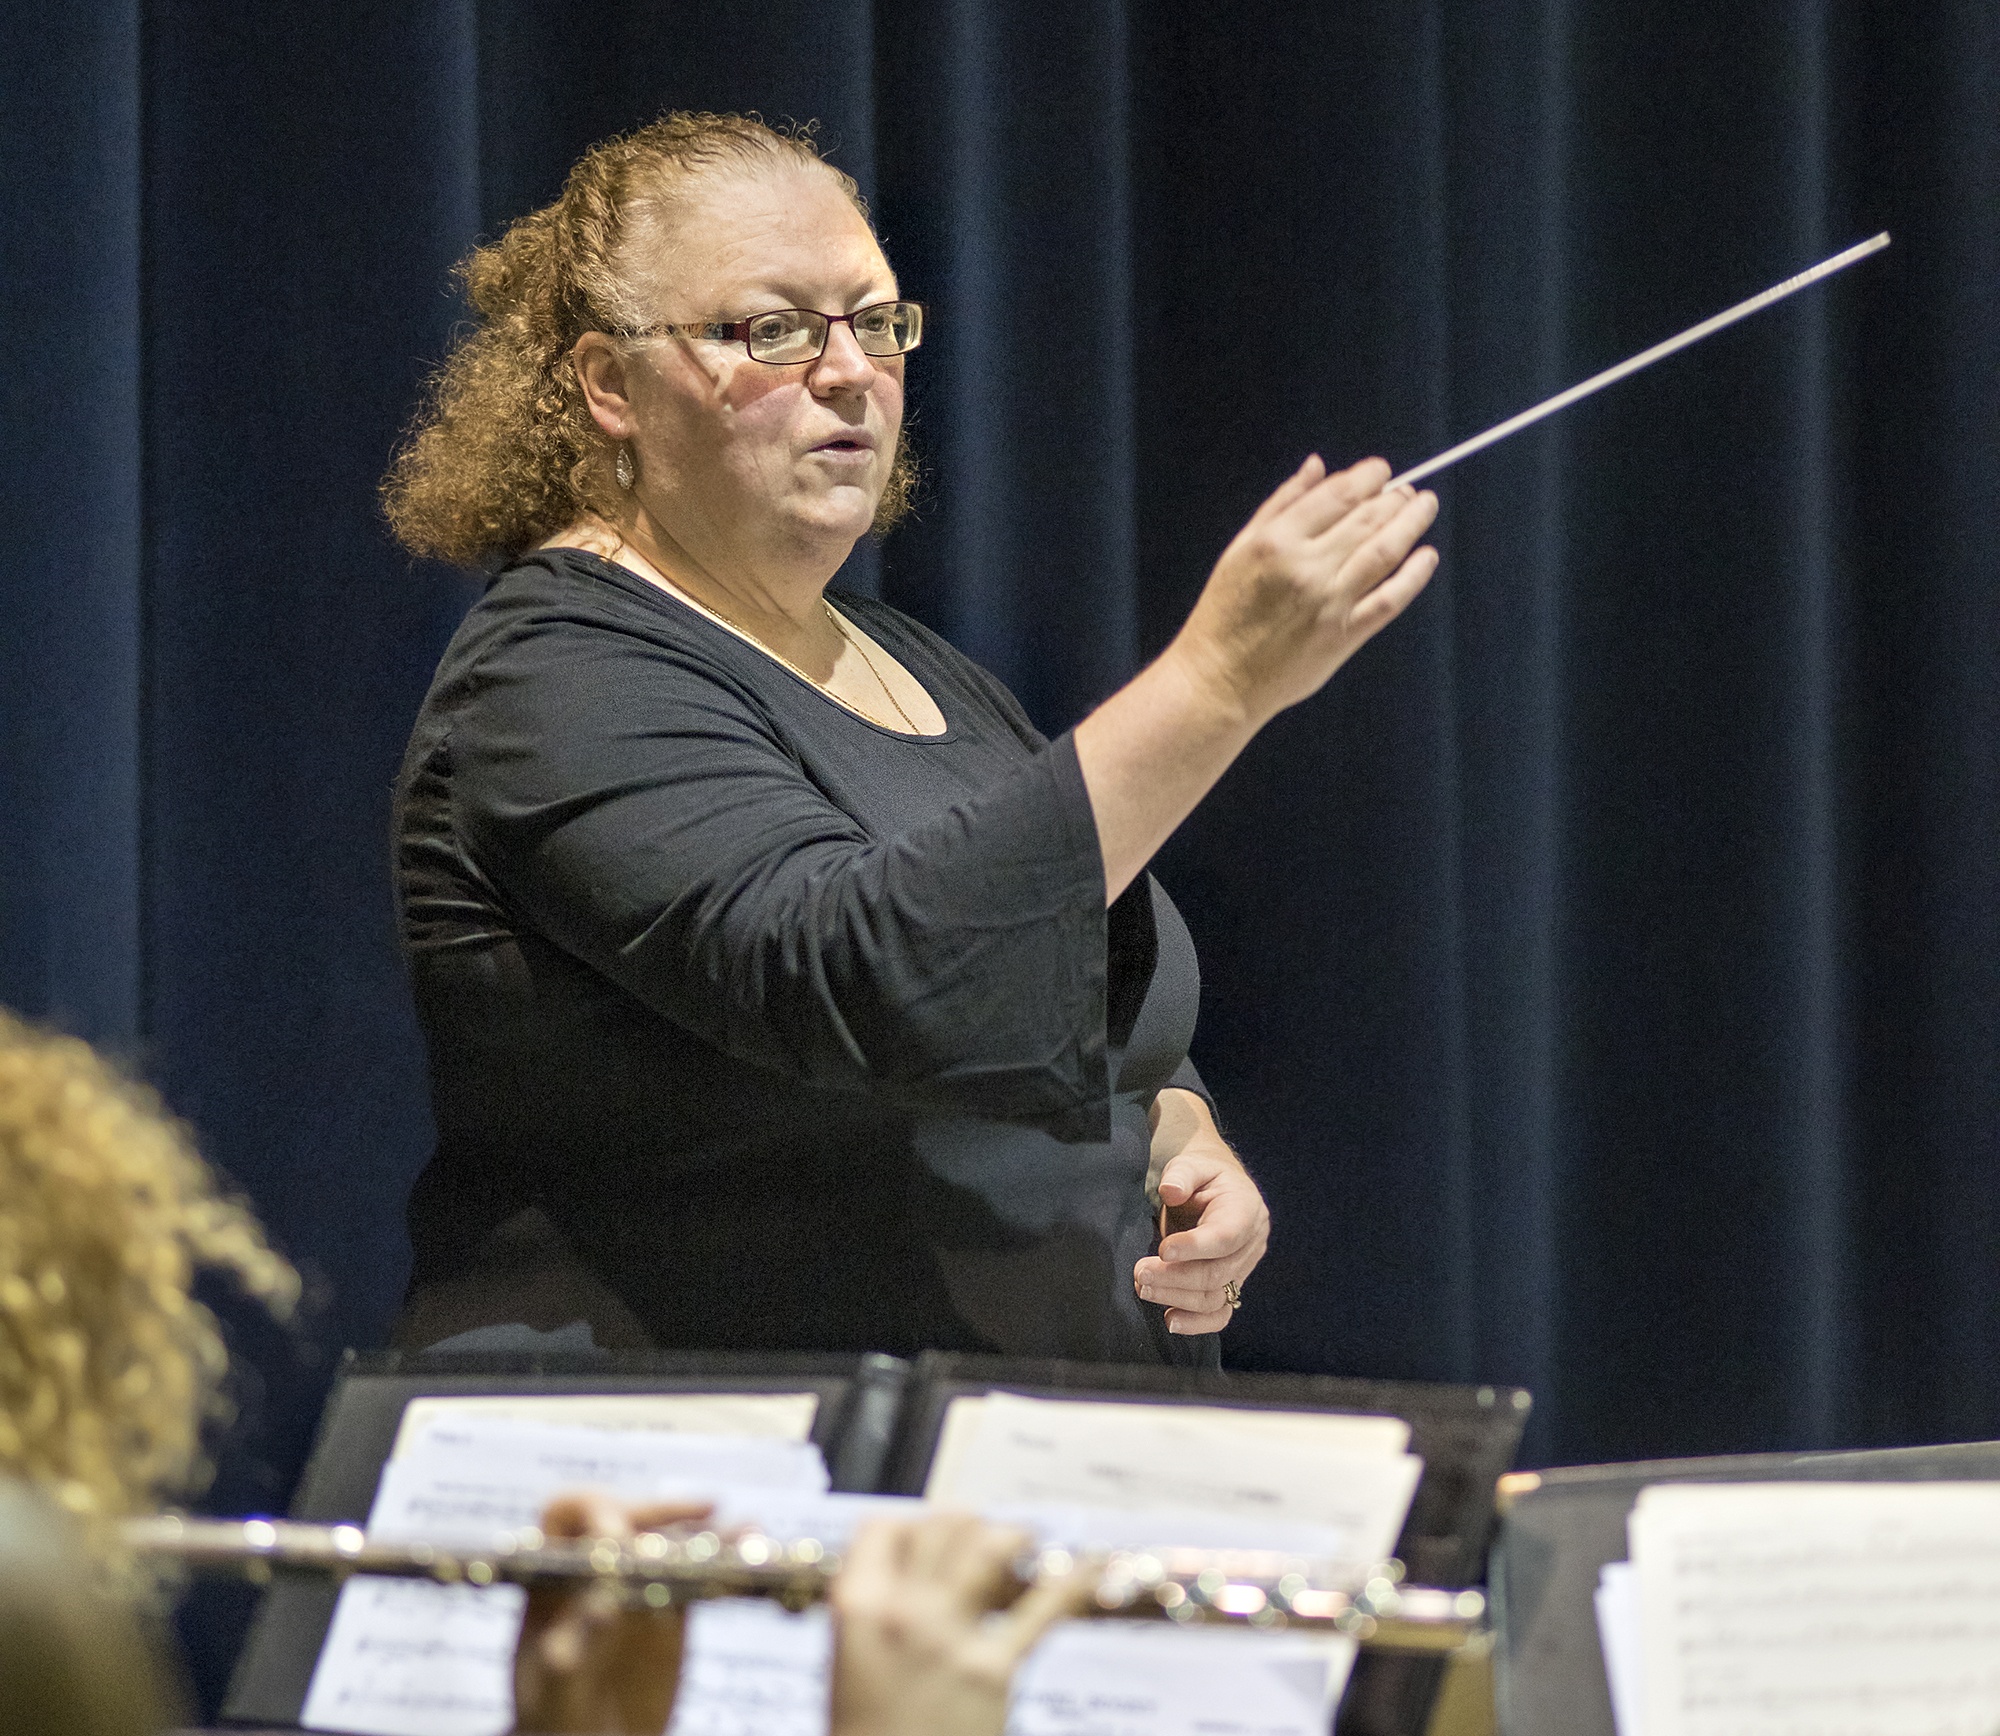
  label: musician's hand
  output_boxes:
[1170,455,1438,728]
[510,1491,712,1735]
[1134,1087,1270,1334]
[828,1514,1098,1736]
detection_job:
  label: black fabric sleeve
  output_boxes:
[451,618,1116,1136]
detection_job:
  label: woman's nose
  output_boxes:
[809,319,878,393]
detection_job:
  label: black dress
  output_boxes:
[393,548,1217,1369]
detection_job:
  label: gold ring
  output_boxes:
[1222,1280,1243,1310]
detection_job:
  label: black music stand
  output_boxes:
[886,1352,1531,1736]
[1490,1437,2000,1736]
[221,1346,910,1727]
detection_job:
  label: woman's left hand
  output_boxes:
[1134,1089,1271,1334]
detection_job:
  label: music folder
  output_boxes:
[220,1346,910,1727]
[1489,1435,2000,1736]
[887,1351,1531,1736]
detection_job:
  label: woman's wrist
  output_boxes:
[1150,1085,1228,1148]
[1075,651,1263,902]
[1151,630,1266,735]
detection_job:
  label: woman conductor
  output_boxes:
[384,112,1438,1367]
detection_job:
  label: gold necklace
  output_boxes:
[678,585,923,735]
[822,602,923,734]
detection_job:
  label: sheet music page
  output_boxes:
[995,1495,1363,1736]
[925,1395,1409,1499]
[300,1418,829,1736]
[667,1602,834,1736]
[299,1578,525,1736]
[391,1391,819,1455]
[928,1392,1420,1550]
[663,1494,924,1736]
[980,1499,1356,1559]
[1595,1559,1646,1736]
[1632,1481,2000,1736]
[929,1394,1420,1736]
[1010,1623,1352,1736]
[370,1413,828,1541]
[667,1493,1364,1736]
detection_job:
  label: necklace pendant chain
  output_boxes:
[822,600,923,733]
[682,579,922,734]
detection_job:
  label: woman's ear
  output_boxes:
[572,334,639,441]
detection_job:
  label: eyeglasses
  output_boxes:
[618,301,925,365]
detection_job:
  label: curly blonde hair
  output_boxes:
[0,1010,299,1578]
[383,111,916,571]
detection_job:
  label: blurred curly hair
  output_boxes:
[383,110,916,571]
[0,1010,298,1585]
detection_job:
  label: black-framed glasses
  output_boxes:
[619,300,925,365]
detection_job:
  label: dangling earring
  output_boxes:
[615,445,635,491]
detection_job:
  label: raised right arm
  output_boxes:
[1076,456,1438,901]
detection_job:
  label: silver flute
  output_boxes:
[122,1515,1485,1655]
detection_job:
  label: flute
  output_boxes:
[122,1515,1485,1655]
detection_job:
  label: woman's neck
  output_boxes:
[547,510,845,660]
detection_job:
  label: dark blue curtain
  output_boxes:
[4,0,1996,1704]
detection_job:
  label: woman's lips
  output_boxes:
[809,436,875,462]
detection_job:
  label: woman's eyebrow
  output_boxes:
[716,275,901,311]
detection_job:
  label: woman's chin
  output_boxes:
[782,484,881,549]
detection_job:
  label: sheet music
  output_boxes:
[370,1413,828,1543]
[931,1393,1420,1736]
[658,1493,917,1736]
[391,1391,819,1455]
[928,1392,1420,1547]
[299,1577,524,1736]
[670,1494,1366,1736]
[926,1395,1409,1500]
[1010,1623,1351,1736]
[1631,1481,2000,1736]
[1595,1559,1646,1736]
[981,1500,1356,1559]
[300,1397,1421,1736]
[994,1488,1393,1736]
[300,1417,830,1736]
[667,1602,834,1736]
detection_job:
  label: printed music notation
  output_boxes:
[1599,1481,2000,1736]
[297,1393,1425,1736]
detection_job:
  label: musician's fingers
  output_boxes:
[1164,1302,1237,1335]
[1330,490,1438,598]
[536,1493,712,1562]
[537,1490,631,1541]
[515,1580,625,1712]
[1349,546,1440,637]
[988,1560,1102,1667]
[1155,1193,1265,1264]
[1154,1147,1229,1210]
[833,1515,909,1612]
[1293,484,1411,584]
[944,1520,1033,1610]
[626,1500,714,1534]
[904,1510,985,1580]
[1244,453,1329,529]
[1135,1243,1251,1285]
[1135,1265,1243,1310]
[842,1515,898,1574]
[514,1577,687,1734]
[1278,456,1395,539]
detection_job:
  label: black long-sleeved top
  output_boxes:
[394,548,1215,1366]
